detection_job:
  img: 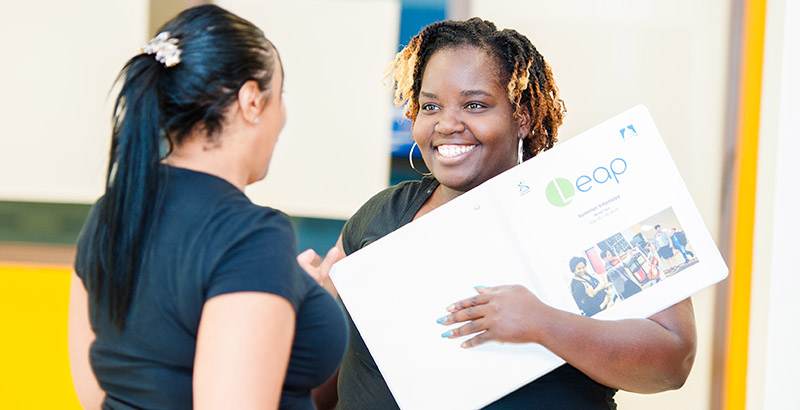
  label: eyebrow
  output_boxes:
[418,89,494,99]
[461,89,493,98]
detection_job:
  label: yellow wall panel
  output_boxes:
[0,264,80,409]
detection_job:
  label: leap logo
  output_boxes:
[545,158,628,207]
[545,178,575,207]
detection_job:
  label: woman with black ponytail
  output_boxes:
[68,5,347,409]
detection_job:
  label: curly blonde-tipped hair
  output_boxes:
[387,18,566,160]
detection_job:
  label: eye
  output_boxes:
[420,103,440,112]
[465,102,487,110]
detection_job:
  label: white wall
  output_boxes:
[0,0,400,221]
[468,1,732,408]
[748,0,800,408]
[0,0,149,204]
[216,0,400,219]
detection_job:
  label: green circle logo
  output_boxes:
[545,178,575,207]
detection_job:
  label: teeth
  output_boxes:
[437,144,476,158]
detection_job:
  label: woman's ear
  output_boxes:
[517,106,533,139]
[237,80,267,125]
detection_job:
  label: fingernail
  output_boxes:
[441,330,453,338]
[474,285,487,290]
[461,342,469,348]
[446,304,455,312]
[436,315,448,324]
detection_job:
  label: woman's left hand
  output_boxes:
[438,285,550,348]
[297,246,342,297]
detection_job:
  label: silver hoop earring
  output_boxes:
[517,138,524,165]
[409,141,432,176]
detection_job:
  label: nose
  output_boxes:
[434,108,466,135]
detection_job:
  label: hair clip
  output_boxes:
[141,31,182,68]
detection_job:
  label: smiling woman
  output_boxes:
[299,17,697,410]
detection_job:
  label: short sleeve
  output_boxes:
[340,214,364,257]
[205,211,308,311]
[341,177,437,256]
[340,189,390,256]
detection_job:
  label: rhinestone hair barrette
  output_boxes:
[141,31,182,68]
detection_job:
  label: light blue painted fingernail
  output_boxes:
[436,316,448,324]
[441,330,453,338]
[474,285,487,290]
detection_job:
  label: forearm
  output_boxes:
[533,298,696,393]
[585,283,606,297]
[68,273,104,409]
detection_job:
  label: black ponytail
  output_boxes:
[85,55,164,329]
[80,5,278,330]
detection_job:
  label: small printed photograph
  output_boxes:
[568,207,698,316]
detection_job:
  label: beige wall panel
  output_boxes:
[1,0,399,221]
[469,1,732,408]
[216,0,400,219]
[0,1,149,203]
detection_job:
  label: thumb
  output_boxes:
[297,248,321,267]
[318,247,341,280]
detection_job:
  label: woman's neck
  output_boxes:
[164,136,251,191]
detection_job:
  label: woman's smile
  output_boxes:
[435,144,477,160]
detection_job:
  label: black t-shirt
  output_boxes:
[337,176,617,410]
[75,165,348,410]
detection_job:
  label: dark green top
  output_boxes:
[337,176,617,409]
